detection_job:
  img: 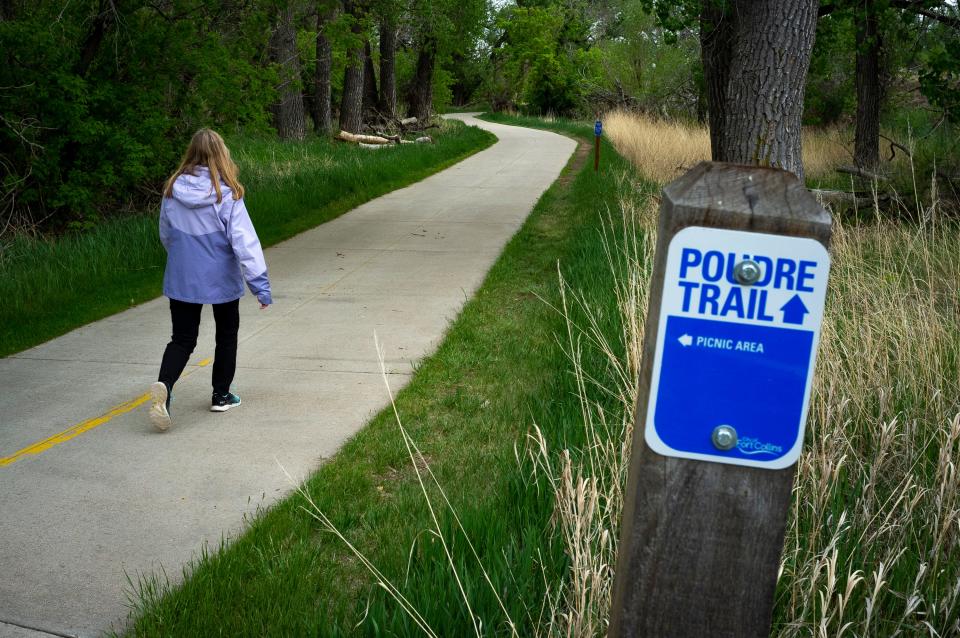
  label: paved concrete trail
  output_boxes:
[0,114,575,637]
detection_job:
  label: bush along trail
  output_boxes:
[0,120,493,358]
[122,118,649,636]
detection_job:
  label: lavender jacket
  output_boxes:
[159,167,272,305]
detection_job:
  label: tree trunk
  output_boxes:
[362,39,379,116]
[720,0,819,179]
[699,1,736,160]
[76,0,113,77]
[378,17,397,118]
[854,0,881,169]
[407,39,436,121]
[339,3,365,134]
[269,4,307,141]
[313,1,336,134]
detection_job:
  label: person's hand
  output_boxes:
[260,302,269,310]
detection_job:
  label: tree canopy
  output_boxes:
[2,0,958,233]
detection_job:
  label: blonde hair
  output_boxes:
[163,128,244,202]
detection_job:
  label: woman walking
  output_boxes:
[148,129,272,432]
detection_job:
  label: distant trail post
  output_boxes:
[609,162,832,637]
[594,116,602,172]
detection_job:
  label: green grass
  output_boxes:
[122,119,645,635]
[0,120,494,357]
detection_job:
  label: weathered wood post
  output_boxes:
[609,162,831,637]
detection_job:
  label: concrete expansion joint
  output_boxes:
[0,617,78,638]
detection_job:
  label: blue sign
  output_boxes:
[594,120,602,136]
[644,227,830,469]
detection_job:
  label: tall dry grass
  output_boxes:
[534,118,960,635]
[602,110,850,183]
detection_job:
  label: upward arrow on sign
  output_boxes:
[780,294,809,325]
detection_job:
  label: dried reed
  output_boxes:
[536,116,960,635]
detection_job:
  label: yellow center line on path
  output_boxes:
[0,358,213,468]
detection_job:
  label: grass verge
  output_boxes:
[122,119,646,635]
[0,120,494,357]
[600,114,960,635]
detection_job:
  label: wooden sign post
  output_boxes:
[609,162,832,637]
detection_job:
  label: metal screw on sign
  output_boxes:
[734,259,762,285]
[712,425,738,450]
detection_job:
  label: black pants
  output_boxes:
[158,298,239,396]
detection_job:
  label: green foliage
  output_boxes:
[593,7,702,117]
[920,32,960,123]
[804,13,856,125]
[0,0,276,231]
[488,3,593,115]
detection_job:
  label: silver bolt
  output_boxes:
[712,425,738,451]
[734,259,761,285]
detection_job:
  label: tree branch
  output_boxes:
[888,0,960,29]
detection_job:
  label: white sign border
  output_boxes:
[643,226,831,469]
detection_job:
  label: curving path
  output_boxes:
[0,114,576,637]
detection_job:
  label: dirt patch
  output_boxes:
[373,453,435,497]
[558,139,592,187]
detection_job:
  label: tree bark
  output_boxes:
[700,1,737,160]
[854,0,882,169]
[407,39,436,121]
[378,17,397,118]
[719,0,819,179]
[269,4,307,141]
[362,39,379,116]
[339,1,365,134]
[313,1,336,134]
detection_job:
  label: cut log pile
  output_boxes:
[335,115,437,149]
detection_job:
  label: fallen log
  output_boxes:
[811,188,890,208]
[373,131,402,143]
[836,165,888,181]
[336,130,391,145]
[359,142,388,149]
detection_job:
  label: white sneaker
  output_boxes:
[149,382,172,432]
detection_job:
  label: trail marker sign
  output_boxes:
[609,162,832,638]
[594,118,602,172]
[646,227,830,468]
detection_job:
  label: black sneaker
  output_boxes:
[211,392,241,412]
[149,382,172,431]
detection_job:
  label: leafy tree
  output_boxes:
[405,0,486,119]
[805,11,856,125]
[920,33,960,122]
[488,1,593,115]
[0,0,275,230]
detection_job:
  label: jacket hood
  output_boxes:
[170,166,233,209]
